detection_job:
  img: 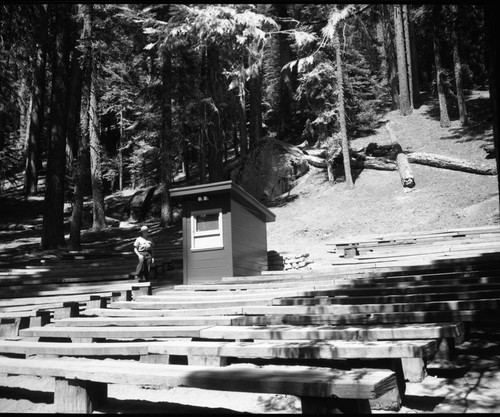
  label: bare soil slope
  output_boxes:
[267,91,499,265]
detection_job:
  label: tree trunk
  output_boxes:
[118,108,124,190]
[206,45,224,183]
[25,4,48,197]
[334,30,354,189]
[41,4,72,249]
[263,3,294,141]
[451,5,468,126]
[238,62,248,158]
[402,5,414,109]
[393,4,412,115]
[18,77,29,157]
[198,47,207,184]
[89,64,106,230]
[69,3,92,248]
[408,17,421,108]
[386,9,400,111]
[248,42,262,150]
[406,152,496,175]
[160,47,173,226]
[375,7,388,82]
[66,44,82,164]
[484,4,500,209]
[432,4,451,128]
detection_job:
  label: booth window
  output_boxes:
[191,209,223,250]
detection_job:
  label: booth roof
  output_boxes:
[170,180,276,223]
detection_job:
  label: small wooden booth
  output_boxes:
[170,180,276,284]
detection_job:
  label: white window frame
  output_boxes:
[191,209,224,251]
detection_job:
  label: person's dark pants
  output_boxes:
[135,251,152,280]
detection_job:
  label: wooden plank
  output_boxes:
[0,340,151,356]
[172,280,341,291]
[352,242,500,260]
[0,273,132,287]
[221,267,500,285]
[0,357,397,400]
[55,316,244,327]
[232,309,496,326]
[325,225,500,246]
[274,284,500,304]
[18,323,462,342]
[135,288,322,303]
[198,323,463,341]
[333,234,500,252]
[83,306,245,317]
[108,299,275,310]
[178,261,500,290]
[330,251,500,267]
[147,339,436,359]
[0,292,116,308]
[241,298,500,316]
[0,281,148,299]
[19,325,211,339]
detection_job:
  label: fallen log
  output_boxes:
[396,153,415,187]
[304,154,328,168]
[406,152,497,175]
[303,148,327,159]
[350,155,397,171]
[393,143,415,188]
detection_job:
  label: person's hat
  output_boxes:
[140,226,148,232]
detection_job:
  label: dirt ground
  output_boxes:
[267,91,499,267]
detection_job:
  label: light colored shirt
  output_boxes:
[134,236,153,252]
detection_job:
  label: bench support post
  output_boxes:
[187,355,227,367]
[369,386,401,411]
[401,357,426,382]
[54,302,80,320]
[132,285,150,299]
[86,296,109,310]
[140,354,170,364]
[54,378,107,413]
[111,290,131,303]
[29,311,51,328]
[301,397,371,414]
[0,318,23,338]
[434,337,456,361]
[71,338,94,343]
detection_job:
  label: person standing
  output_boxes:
[133,225,154,282]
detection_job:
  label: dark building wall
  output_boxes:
[231,200,268,276]
[183,197,233,284]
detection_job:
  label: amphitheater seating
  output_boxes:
[1,225,500,413]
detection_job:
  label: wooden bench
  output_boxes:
[0,280,150,300]
[152,278,500,301]
[0,338,435,383]
[0,356,397,413]
[274,286,500,305]
[19,322,463,344]
[219,265,500,285]
[0,272,134,287]
[0,284,149,310]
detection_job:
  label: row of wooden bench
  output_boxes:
[326,225,500,247]
[2,240,498,413]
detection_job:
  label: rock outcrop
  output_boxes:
[232,138,310,201]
